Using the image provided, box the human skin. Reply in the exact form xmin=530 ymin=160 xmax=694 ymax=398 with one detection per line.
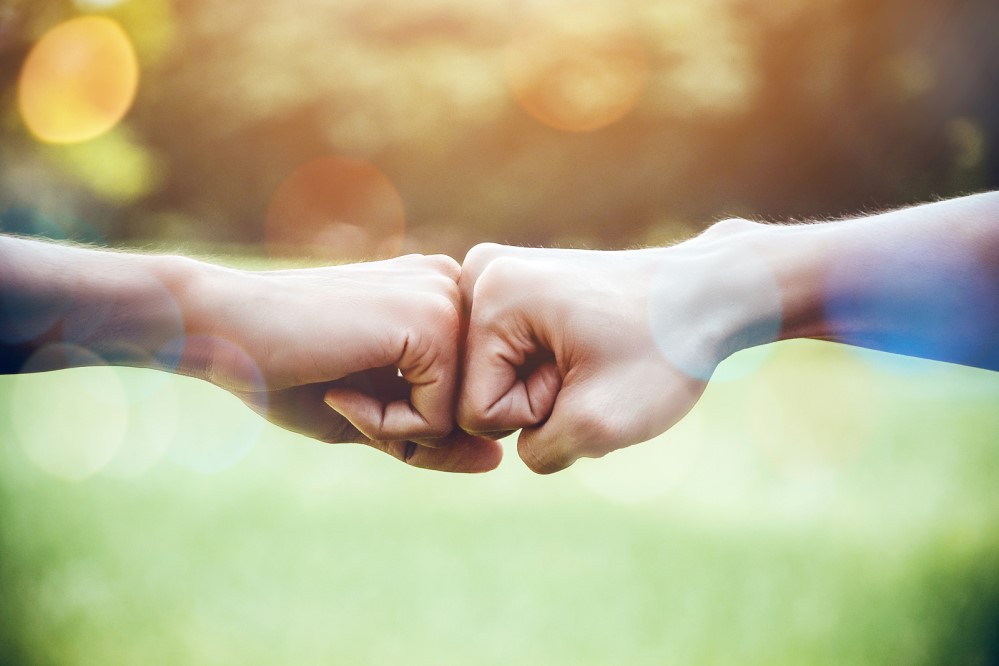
xmin=0 ymin=238 xmax=502 ymax=473
xmin=458 ymin=191 xmax=999 ymax=474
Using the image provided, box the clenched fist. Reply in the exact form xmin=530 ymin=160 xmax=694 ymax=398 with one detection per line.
xmin=456 ymin=229 xmax=770 ymax=473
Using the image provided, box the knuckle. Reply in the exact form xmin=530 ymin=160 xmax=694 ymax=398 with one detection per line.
xmin=473 ymin=256 xmax=529 ymax=302
xmin=422 ymin=421 xmax=454 ymax=439
xmin=462 ymin=242 xmax=506 ymax=273
xmin=457 ymin=401 xmax=494 ymax=435
xmin=423 ymin=293 xmax=460 ymax=330
xmin=427 ymin=253 xmax=461 ymax=280
xmin=405 ymin=289 xmax=458 ymax=328
xmin=435 ymin=273 xmax=462 ymax=307
xmin=702 ymin=217 xmax=758 ymax=239
xmin=395 ymin=253 xmax=424 ymax=265
xmin=417 ymin=407 xmax=457 ymax=440
xmin=460 ymin=243 xmax=512 ymax=310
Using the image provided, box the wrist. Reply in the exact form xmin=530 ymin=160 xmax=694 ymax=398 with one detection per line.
xmin=147 ymin=253 xmax=244 ymax=380
xmin=645 ymin=219 xmax=788 ymax=379
xmin=747 ymin=221 xmax=844 ymax=343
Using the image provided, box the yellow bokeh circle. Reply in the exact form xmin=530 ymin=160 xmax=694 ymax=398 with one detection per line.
xmin=18 ymin=16 xmax=139 ymax=144
xmin=505 ymin=7 xmax=649 ymax=133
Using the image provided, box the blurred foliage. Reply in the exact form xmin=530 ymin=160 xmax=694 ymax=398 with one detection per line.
xmin=1 ymin=0 xmax=997 ymax=258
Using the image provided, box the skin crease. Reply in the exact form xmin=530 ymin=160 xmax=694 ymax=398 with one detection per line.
xmin=0 ymin=239 xmax=502 ymax=474
xmin=219 ymin=255 xmax=503 ymax=472
xmin=458 ymin=243 xmax=717 ymax=475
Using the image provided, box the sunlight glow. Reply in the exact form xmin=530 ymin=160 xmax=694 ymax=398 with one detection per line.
xmin=505 ymin=6 xmax=648 ymax=133
xmin=18 ymin=16 xmax=139 ymax=144
xmin=266 ymin=156 xmax=406 ymax=260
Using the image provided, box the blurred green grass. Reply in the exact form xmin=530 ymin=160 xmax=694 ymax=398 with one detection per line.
xmin=2 ymin=339 xmax=999 ymax=665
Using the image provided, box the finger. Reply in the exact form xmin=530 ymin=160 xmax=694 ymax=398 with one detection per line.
xmin=462 ymin=428 xmax=517 ymax=440
xmin=459 ymin=243 xmax=510 ymax=312
xmin=516 ymin=381 xmax=610 ymax=475
xmin=458 ymin=334 xmax=560 ymax=435
xmin=366 ymin=434 xmax=504 ymax=473
xmin=460 ymin=244 xmax=584 ymax=311
xmin=405 ymin=330 xmax=459 ymax=442
xmin=425 ymin=254 xmax=461 ymax=282
xmin=324 ymin=388 xmax=451 ymax=442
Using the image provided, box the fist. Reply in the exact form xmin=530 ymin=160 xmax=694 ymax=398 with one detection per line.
xmin=457 ymin=243 xmax=714 ymax=474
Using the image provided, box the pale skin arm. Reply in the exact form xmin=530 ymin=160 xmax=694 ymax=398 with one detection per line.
xmin=0 ymin=236 xmax=502 ymax=473
xmin=457 ymin=191 xmax=999 ymax=473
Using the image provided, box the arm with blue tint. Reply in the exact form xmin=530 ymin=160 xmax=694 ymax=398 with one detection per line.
xmin=0 ymin=236 xmax=201 ymax=374
xmin=761 ymin=191 xmax=999 ymax=370
xmin=456 ymin=192 xmax=999 ymax=474
xmin=0 ymin=236 xmax=501 ymax=473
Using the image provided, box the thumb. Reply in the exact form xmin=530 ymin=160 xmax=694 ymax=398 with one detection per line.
xmin=324 ymin=387 xmax=450 ymax=443
xmin=458 ymin=331 xmax=561 ymax=436
xmin=516 ymin=379 xmax=614 ymax=474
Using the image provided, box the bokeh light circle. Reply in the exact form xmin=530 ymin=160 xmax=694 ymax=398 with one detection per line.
xmin=266 ymin=156 xmax=406 ymax=260
xmin=505 ymin=7 xmax=649 ymax=133
xmin=18 ymin=16 xmax=139 ymax=144
xmin=10 ymin=344 xmax=127 ymax=481
xmin=163 ymin=336 xmax=266 ymax=474
xmin=101 ymin=367 xmax=180 ymax=478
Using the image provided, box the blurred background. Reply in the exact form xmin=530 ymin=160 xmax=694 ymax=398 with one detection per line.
xmin=2 ymin=0 xmax=999 ymax=664
xmin=2 ymin=0 xmax=997 ymax=255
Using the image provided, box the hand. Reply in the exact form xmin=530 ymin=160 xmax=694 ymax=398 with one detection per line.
xmin=458 ymin=224 xmax=774 ymax=473
xmin=190 ymin=254 xmax=502 ymax=473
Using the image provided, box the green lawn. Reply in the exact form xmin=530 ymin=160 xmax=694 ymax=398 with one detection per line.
xmin=2 ymin=340 xmax=999 ymax=665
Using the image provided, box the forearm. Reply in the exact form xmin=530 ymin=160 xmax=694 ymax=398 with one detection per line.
xmin=727 ymin=192 xmax=999 ymax=369
xmin=0 ymin=236 xmax=229 ymax=376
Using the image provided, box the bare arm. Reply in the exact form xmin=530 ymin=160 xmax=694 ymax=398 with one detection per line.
xmin=762 ymin=192 xmax=999 ymax=369
xmin=0 ymin=237 xmax=501 ymax=473
xmin=0 ymin=237 xmax=199 ymax=374
xmin=457 ymin=191 xmax=999 ymax=473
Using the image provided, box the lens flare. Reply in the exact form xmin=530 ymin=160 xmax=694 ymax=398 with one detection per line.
xmin=505 ymin=6 xmax=648 ymax=133
xmin=266 ymin=156 xmax=406 ymax=260
xmin=10 ymin=344 xmax=127 ymax=481
xmin=18 ymin=16 xmax=139 ymax=144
